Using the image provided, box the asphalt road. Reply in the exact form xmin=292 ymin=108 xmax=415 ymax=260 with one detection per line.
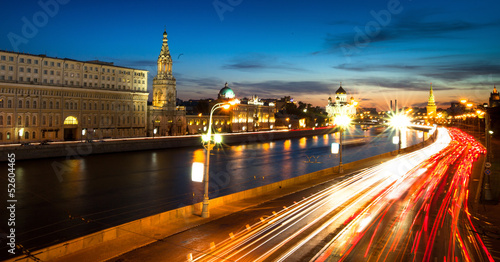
xmin=317 ymin=128 xmax=493 ymax=262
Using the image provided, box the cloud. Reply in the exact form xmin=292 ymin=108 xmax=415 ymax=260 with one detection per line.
xmin=321 ymin=9 xmax=499 ymax=53
xmin=334 ymin=63 xmax=422 ymax=72
xmin=222 ymin=54 xmax=305 ymax=72
xmin=421 ymin=62 xmax=500 ymax=81
xmin=334 ymin=60 xmax=500 ymax=85
xmin=230 ymin=80 xmax=334 ymax=98
xmin=176 ymin=74 xmax=224 ymax=91
xmin=349 ymin=77 xmax=450 ymax=92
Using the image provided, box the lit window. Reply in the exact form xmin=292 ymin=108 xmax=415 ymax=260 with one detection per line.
xmin=63 ymin=116 xmax=78 ymax=125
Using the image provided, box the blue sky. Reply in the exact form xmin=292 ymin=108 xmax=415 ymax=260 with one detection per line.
xmin=1 ymin=0 xmax=499 ymax=109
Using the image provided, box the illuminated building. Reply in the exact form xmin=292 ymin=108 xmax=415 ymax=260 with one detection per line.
xmin=186 ymin=83 xmax=276 ymax=134
xmin=326 ymin=83 xmax=357 ymax=118
xmin=426 ymin=83 xmax=437 ymax=121
xmin=0 ymin=50 xmax=148 ymax=143
xmin=147 ymin=30 xmax=187 ymax=136
xmin=490 ymin=85 xmax=499 ymax=108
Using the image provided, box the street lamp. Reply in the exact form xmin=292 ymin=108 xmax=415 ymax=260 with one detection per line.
xmin=201 ymin=99 xmax=239 ymax=218
xmin=334 ymin=114 xmax=351 ymax=173
xmin=389 ymin=113 xmax=411 ymax=154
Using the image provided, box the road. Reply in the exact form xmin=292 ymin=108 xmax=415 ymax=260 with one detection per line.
xmin=186 ymin=128 xmax=450 ymax=262
xmin=315 ymin=128 xmax=494 ymax=262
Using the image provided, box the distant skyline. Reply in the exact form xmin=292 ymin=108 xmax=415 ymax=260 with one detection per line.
xmin=1 ymin=0 xmax=499 ymax=110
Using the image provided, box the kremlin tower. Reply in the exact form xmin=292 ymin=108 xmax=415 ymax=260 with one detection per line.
xmin=426 ymin=83 xmax=437 ymax=120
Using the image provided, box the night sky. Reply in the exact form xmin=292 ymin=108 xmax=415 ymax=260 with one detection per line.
xmin=1 ymin=0 xmax=499 ymax=110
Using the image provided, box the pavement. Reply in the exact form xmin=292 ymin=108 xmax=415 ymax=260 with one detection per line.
xmin=466 ymin=128 xmax=500 ymax=261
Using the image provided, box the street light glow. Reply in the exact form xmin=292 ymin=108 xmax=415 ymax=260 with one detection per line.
xmin=389 ymin=114 xmax=411 ymax=129
xmin=214 ymin=134 xmax=222 ymax=143
xmin=334 ymin=115 xmax=351 ymax=129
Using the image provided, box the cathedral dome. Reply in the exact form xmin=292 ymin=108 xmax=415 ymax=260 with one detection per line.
xmin=218 ymin=82 xmax=235 ymax=99
xmin=335 ymin=83 xmax=346 ymax=94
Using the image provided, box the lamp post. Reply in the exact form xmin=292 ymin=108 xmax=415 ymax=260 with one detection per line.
xmin=389 ymin=113 xmax=411 ymax=154
xmin=334 ymin=114 xmax=351 ymax=173
xmin=201 ymin=100 xmax=238 ymax=218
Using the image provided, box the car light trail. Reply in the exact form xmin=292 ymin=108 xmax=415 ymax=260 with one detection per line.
xmin=191 ymin=128 xmax=454 ymax=262
xmin=315 ymin=128 xmax=492 ymax=262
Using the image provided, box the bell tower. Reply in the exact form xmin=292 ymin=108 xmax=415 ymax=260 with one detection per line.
xmin=426 ymin=83 xmax=437 ymax=118
xmin=153 ymin=30 xmax=176 ymax=108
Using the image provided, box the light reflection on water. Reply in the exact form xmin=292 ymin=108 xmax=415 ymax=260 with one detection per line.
xmin=1 ymin=125 xmax=424 ymax=253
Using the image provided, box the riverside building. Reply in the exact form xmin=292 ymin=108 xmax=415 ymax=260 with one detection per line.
xmin=0 ymin=50 xmax=148 ymax=143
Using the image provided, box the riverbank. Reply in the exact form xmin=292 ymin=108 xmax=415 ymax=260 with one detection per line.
xmin=4 ymin=129 xmax=437 ymax=262
xmin=0 ymin=127 xmax=339 ymax=161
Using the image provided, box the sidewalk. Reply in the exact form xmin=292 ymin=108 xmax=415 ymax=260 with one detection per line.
xmin=465 ymin=130 xmax=500 ymax=260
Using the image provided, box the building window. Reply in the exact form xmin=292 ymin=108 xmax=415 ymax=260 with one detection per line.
xmin=19 ymin=58 xmax=24 ymax=63
xmin=19 ymin=67 xmax=24 ymax=72
xmin=49 ymin=116 xmax=52 ymax=127
xmin=17 ymin=116 xmax=22 ymax=125
xmin=18 ymin=100 xmax=22 ymax=108
xmin=65 ymin=102 xmax=69 ymax=109
xmin=0 ymin=100 xmax=3 ymax=108
xmin=25 ymin=100 xmax=30 ymax=108
xmin=32 ymin=132 xmax=36 ymax=139
xmin=24 ymin=131 xmax=29 ymax=139
xmin=25 ymin=117 xmax=29 ymax=126
xmin=42 ymin=101 xmax=46 ymax=109
xmin=55 ymin=101 xmax=59 ymax=109
xmin=64 ymin=116 xmax=78 ymax=125
xmin=8 ymin=100 xmax=12 ymax=108
xmin=7 ymin=132 xmax=10 ymax=140
xmin=7 ymin=116 xmax=11 ymax=125
xmin=0 ymin=116 xmax=3 ymax=125
xmin=33 ymin=100 xmax=37 ymax=109
xmin=42 ymin=116 xmax=46 ymax=126
xmin=32 ymin=116 xmax=36 ymax=125
xmin=83 ymin=102 xmax=86 ymax=110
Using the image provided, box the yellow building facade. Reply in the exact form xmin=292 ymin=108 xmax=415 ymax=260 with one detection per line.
xmin=0 ymin=50 xmax=149 ymax=143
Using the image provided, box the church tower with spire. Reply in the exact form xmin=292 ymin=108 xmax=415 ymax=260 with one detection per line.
xmin=148 ymin=30 xmax=186 ymax=137
xmin=426 ymin=83 xmax=437 ymax=119
xmin=153 ymin=30 xmax=176 ymax=109
xmin=490 ymin=85 xmax=499 ymax=108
